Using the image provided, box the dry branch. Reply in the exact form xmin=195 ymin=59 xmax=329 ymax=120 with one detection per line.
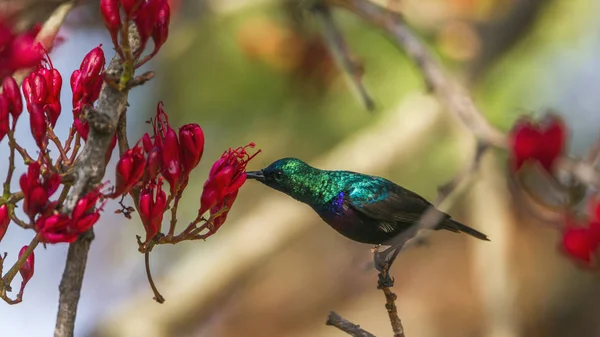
xmin=326 ymin=311 xmax=376 ymax=337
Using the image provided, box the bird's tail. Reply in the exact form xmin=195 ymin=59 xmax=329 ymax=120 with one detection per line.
xmin=441 ymin=218 xmax=490 ymax=241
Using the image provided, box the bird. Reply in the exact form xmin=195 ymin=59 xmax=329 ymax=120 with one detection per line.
xmin=246 ymin=158 xmax=489 ymax=246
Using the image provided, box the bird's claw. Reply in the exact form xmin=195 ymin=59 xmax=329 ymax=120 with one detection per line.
xmin=377 ymin=270 xmax=395 ymax=288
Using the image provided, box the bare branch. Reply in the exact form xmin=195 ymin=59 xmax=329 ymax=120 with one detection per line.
xmin=325 ymin=0 xmax=506 ymax=148
xmin=326 ymin=311 xmax=376 ymax=337
xmin=311 ymin=3 xmax=375 ymax=110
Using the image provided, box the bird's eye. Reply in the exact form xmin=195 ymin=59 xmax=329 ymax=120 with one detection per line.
xmin=274 ymin=170 xmax=284 ymax=179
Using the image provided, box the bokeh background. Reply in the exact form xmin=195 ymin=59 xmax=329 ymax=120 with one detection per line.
xmin=2 ymin=0 xmax=600 ymax=336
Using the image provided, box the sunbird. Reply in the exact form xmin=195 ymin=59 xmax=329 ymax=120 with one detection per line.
xmin=246 ymin=158 xmax=489 ymax=245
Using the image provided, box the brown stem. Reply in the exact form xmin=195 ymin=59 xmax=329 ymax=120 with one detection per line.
xmin=326 ymin=311 xmax=375 ymax=337
xmin=325 ymin=0 xmax=506 ymax=148
xmin=144 ymin=252 xmax=165 ymax=303
xmin=3 ymin=130 xmax=17 ymax=196
xmin=311 ymin=3 xmax=374 ymax=110
xmin=47 ymin=127 xmax=70 ymax=164
xmin=167 ymin=191 xmax=183 ymax=238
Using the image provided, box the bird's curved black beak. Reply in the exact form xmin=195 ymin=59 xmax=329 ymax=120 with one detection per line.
xmin=245 ymin=170 xmax=265 ymax=181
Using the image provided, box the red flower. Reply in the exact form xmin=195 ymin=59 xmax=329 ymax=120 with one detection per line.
xmin=561 ymin=223 xmax=600 ymax=264
xmin=0 ymin=204 xmax=9 ymax=242
xmin=509 ymin=115 xmax=566 ymax=172
xmin=0 ymin=95 xmax=8 ymax=141
xmin=209 ymin=190 xmax=238 ymax=231
xmin=133 ymin=0 xmax=167 ymax=58
xmin=19 ymin=162 xmax=61 ymax=218
xmin=36 ymin=213 xmax=76 ymax=243
xmin=2 ymin=76 xmax=23 ymax=123
xmin=199 ymin=143 xmax=260 ymax=216
xmin=560 ymin=198 xmax=600 ymax=265
xmin=153 ymin=102 xmax=181 ymax=193
xmin=141 ymin=132 xmax=160 ymax=177
xmin=36 ymin=189 xmax=104 ymax=243
xmin=179 ymin=123 xmax=204 ymax=175
xmin=114 ymin=144 xmax=146 ymax=196
xmin=139 ymin=180 xmax=167 ymax=244
xmin=99 ymin=0 xmax=170 ymax=63
xmin=0 ymin=21 xmax=43 ymax=79
xmin=100 ymin=0 xmax=121 ymax=50
xmin=29 ymin=104 xmax=46 ymax=147
xmin=71 ymin=46 xmax=105 ymax=114
xmin=150 ymin=0 xmax=170 ymax=57
xmin=18 ymin=246 xmax=35 ymax=296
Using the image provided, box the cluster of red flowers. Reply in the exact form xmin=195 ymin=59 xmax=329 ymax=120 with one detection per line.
xmin=114 ymin=102 xmax=260 ymax=244
xmin=0 ymin=1 xmax=262 ymax=304
xmin=508 ymin=114 xmax=600 ymax=267
xmin=18 ymin=162 xmax=105 ymax=244
xmin=100 ymin=0 xmax=170 ymax=66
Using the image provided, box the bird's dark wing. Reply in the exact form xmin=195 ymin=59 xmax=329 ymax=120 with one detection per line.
xmin=343 ymin=178 xmax=449 ymax=232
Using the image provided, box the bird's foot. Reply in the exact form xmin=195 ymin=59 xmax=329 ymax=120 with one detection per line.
xmin=377 ymin=269 xmax=395 ymax=289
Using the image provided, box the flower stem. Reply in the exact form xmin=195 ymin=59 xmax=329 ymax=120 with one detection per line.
xmin=144 ymin=252 xmax=165 ymax=303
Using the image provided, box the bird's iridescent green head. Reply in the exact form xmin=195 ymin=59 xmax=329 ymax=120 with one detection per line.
xmin=246 ymin=157 xmax=328 ymax=202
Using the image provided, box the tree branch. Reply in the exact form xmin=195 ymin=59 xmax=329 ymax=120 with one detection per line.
xmin=326 ymin=311 xmax=376 ymax=337
xmin=53 ymin=25 xmax=140 ymax=337
xmin=324 ymin=0 xmax=506 ymax=148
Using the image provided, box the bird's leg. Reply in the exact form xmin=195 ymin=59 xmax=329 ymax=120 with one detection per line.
xmin=373 ymin=245 xmax=401 ymax=273
xmin=377 ymin=266 xmax=395 ymax=288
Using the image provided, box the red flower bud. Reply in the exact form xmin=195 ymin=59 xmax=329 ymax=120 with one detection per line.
xmin=0 ymin=204 xmax=9 ymax=242
xmin=142 ymin=132 xmax=154 ymax=152
xmin=35 ymin=67 xmax=62 ymax=127
xmin=72 ymin=47 xmax=105 ymax=114
xmin=73 ymin=119 xmax=89 ymax=140
xmin=80 ymin=46 xmax=105 ymax=80
xmin=8 ymin=30 xmax=43 ymax=71
xmin=561 ymin=225 xmax=600 ymax=264
xmin=139 ymin=180 xmax=167 ymax=243
xmin=209 ymin=190 xmax=238 ymax=231
xmin=71 ymin=189 xmax=103 ymax=233
xmin=22 ymin=73 xmax=46 ymax=112
xmin=509 ymin=114 xmax=566 ymax=172
xmin=100 ymin=0 xmax=122 ymax=49
xmin=19 ymin=162 xmax=60 ymax=218
xmin=153 ymin=102 xmax=181 ymax=192
xmin=133 ymin=0 xmax=164 ymax=58
xmin=179 ymin=123 xmax=204 ymax=175
xmin=29 ymin=104 xmax=47 ymax=148
xmin=2 ymin=76 xmax=23 ymax=121
xmin=114 ymin=144 xmax=146 ymax=196
xmin=18 ymin=246 xmax=35 ymax=296
xmin=0 ymin=96 xmax=9 ymax=141
xmin=151 ymin=0 xmax=170 ymax=56
xmin=144 ymin=146 xmax=161 ymax=183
